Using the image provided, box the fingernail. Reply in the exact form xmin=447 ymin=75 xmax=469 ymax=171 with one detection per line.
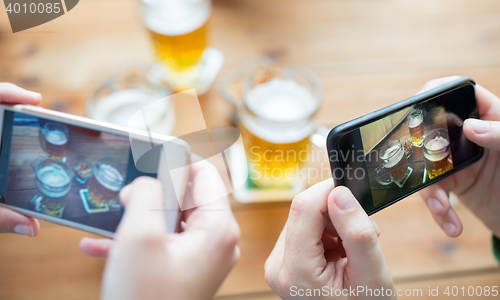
xmin=443 ymin=222 xmax=456 ymax=236
xmin=466 ymin=119 xmax=489 ymax=135
xmin=335 ymin=188 xmax=356 ymax=211
xmin=416 ymin=89 xmax=426 ymax=95
xmin=14 ymin=224 xmax=34 ymax=237
xmin=427 ymin=197 xmax=443 ymax=214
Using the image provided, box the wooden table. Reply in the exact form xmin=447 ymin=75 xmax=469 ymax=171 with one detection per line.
xmin=1 ymin=0 xmax=500 ymax=299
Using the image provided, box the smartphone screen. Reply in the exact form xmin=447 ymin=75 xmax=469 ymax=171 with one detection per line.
xmin=0 ymin=111 xmax=163 ymax=234
xmin=332 ymin=83 xmax=483 ymax=214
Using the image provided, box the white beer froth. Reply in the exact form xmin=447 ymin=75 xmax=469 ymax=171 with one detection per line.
xmin=144 ymin=0 xmax=211 ymax=36
xmin=424 ymin=136 xmax=450 ymax=161
xmin=46 ymin=130 xmax=68 ymax=145
xmin=408 ymin=114 xmax=423 ymax=128
xmin=381 ymin=145 xmax=403 ymax=168
xmin=96 ymin=164 xmax=124 ymax=192
xmin=243 ymin=78 xmax=317 ymax=144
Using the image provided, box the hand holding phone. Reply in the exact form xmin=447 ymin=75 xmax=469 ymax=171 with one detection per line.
xmin=328 ymin=77 xmax=484 ymax=215
xmin=418 ymin=76 xmax=500 ymax=238
xmin=0 ymin=83 xmax=41 ymax=237
xmin=90 ymin=160 xmax=240 ymax=300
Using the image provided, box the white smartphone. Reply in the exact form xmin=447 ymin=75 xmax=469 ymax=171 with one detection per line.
xmin=0 ymin=104 xmax=190 ymax=238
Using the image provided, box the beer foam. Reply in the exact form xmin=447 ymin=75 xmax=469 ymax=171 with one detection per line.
xmin=426 ymin=136 xmax=449 ymax=151
xmin=381 ymin=145 xmax=404 ymax=168
xmin=144 ymin=0 xmax=210 ymax=36
xmin=45 ymin=130 xmax=68 ymax=145
xmin=96 ymin=164 xmax=124 ymax=192
xmin=246 ymin=78 xmax=317 ymax=122
xmin=408 ymin=114 xmax=423 ymax=128
xmin=424 ymin=136 xmax=450 ymax=161
xmin=242 ymin=78 xmax=318 ymax=143
xmin=39 ymin=166 xmax=71 ymax=187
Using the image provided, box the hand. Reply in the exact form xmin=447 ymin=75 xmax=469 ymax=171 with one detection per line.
xmin=418 ymin=76 xmax=500 ymax=238
xmin=265 ymin=180 xmax=395 ymax=299
xmin=81 ymin=159 xmax=240 ymax=300
xmin=0 ymin=82 xmax=41 ymax=237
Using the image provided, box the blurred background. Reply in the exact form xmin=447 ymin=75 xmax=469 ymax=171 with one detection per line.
xmin=1 ymin=0 xmax=500 ymax=299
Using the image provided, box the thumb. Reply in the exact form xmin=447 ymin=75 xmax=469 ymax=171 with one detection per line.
xmin=327 ymin=186 xmax=388 ymax=278
xmin=463 ymin=119 xmax=500 ymax=150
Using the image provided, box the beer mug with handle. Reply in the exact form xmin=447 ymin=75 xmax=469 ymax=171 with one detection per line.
xmin=218 ymin=57 xmax=328 ymax=189
xmin=87 ymin=157 xmax=125 ymax=208
xmin=375 ymin=139 xmax=413 ymax=188
xmin=31 ymin=156 xmax=73 ymax=217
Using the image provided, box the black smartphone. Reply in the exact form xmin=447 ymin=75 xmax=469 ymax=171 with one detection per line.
xmin=327 ymin=77 xmax=484 ymax=215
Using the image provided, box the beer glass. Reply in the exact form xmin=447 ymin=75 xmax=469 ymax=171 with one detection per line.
xmin=407 ymin=108 xmax=424 ymax=147
xmin=140 ymin=0 xmax=211 ymax=90
xmin=87 ymin=158 xmax=125 ymax=208
xmin=239 ymin=65 xmax=323 ymax=189
xmin=375 ymin=139 xmax=411 ymax=187
xmin=40 ymin=122 xmax=69 ymax=159
xmin=424 ymin=128 xmax=451 ymax=179
xmin=31 ymin=156 xmax=73 ymax=217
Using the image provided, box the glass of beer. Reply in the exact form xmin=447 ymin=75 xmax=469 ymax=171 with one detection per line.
xmin=407 ymin=108 xmax=424 ymax=147
xmin=140 ymin=0 xmax=211 ymax=90
xmin=376 ymin=139 xmax=410 ymax=187
xmin=31 ymin=156 xmax=74 ymax=217
xmin=40 ymin=122 xmax=69 ymax=159
xmin=424 ymin=128 xmax=452 ymax=180
xmin=239 ymin=65 xmax=323 ymax=189
xmin=87 ymin=158 xmax=125 ymax=208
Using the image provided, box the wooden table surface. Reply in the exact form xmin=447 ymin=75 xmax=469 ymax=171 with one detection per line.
xmin=1 ymin=0 xmax=500 ymax=299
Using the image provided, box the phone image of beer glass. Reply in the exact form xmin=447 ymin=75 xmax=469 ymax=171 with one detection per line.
xmin=39 ymin=122 xmax=69 ymax=160
xmin=407 ymin=108 xmax=424 ymax=147
xmin=423 ymin=128 xmax=452 ymax=180
xmin=31 ymin=156 xmax=74 ymax=217
xmin=375 ymin=139 xmax=413 ymax=188
xmin=86 ymin=157 xmax=125 ymax=209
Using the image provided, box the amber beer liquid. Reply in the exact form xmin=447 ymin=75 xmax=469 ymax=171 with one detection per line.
xmin=87 ymin=161 xmax=124 ymax=208
xmin=407 ymin=109 xmax=424 ymax=146
xmin=240 ymin=78 xmax=318 ymax=189
xmin=424 ymin=133 xmax=451 ymax=180
xmin=381 ymin=144 xmax=408 ymax=183
xmin=143 ymin=0 xmax=210 ymax=90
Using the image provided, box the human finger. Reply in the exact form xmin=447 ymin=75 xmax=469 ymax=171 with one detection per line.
xmin=115 ymin=177 xmax=167 ymax=240
xmin=0 ymin=82 xmax=41 ymax=105
xmin=327 ymin=186 xmax=386 ymax=276
xmin=463 ymin=119 xmax=500 ymax=151
xmin=177 ymin=158 xmax=240 ymax=265
xmin=283 ymin=179 xmax=334 ymax=264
